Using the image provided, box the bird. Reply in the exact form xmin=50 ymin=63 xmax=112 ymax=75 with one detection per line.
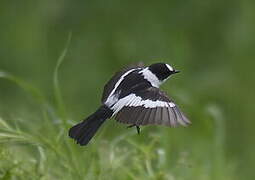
xmin=69 ymin=62 xmax=190 ymax=146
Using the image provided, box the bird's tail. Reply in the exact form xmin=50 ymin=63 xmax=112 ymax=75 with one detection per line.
xmin=69 ymin=105 xmax=113 ymax=146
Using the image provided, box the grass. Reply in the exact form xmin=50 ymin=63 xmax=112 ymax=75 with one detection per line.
xmin=0 ymin=38 xmax=238 ymax=180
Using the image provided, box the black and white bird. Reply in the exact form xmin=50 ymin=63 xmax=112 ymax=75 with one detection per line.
xmin=69 ymin=62 xmax=190 ymax=146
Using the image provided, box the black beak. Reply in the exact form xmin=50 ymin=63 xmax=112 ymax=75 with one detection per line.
xmin=173 ymin=70 xmax=180 ymax=74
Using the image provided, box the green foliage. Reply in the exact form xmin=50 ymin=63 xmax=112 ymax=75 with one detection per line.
xmin=0 ymin=39 xmax=237 ymax=180
xmin=0 ymin=0 xmax=255 ymax=179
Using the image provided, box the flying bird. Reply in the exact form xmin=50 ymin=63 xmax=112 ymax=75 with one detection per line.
xmin=69 ymin=62 xmax=190 ymax=146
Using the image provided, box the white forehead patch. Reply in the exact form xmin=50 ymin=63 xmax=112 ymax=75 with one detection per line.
xmin=166 ymin=64 xmax=174 ymax=71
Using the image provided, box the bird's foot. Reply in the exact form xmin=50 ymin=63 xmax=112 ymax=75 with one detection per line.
xmin=127 ymin=124 xmax=140 ymax=135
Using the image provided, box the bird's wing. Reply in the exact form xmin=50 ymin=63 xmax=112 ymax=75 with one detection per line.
xmin=101 ymin=62 xmax=144 ymax=103
xmin=114 ymin=87 xmax=190 ymax=127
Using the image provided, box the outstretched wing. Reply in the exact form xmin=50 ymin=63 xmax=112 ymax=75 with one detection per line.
xmin=101 ymin=62 xmax=144 ymax=103
xmin=114 ymin=87 xmax=190 ymax=127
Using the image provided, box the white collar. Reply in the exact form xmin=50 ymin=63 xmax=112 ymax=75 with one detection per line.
xmin=140 ymin=67 xmax=162 ymax=88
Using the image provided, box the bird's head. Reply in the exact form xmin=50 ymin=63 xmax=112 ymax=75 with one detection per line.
xmin=148 ymin=63 xmax=180 ymax=82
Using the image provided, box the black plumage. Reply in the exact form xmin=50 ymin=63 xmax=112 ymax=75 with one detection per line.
xmin=69 ymin=62 xmax=190 ymax=146
xmin=101 ymin=62 xmax=144 ymax=103
xmin=114 ymin=87 xmax=190 ymax=127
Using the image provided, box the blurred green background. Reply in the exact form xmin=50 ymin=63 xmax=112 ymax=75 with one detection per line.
xmin=0 ymin=0 xmax=255 ymax=179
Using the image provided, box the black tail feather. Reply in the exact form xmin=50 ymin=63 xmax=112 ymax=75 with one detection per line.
xmin=69 ymin=105 xmax=113 ymax=146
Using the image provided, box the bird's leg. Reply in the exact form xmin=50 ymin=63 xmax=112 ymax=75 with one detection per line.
xmin=127 ymin=124 xmax=141 ymax=135
xmin=136 ymin=126 xmax=140 ymax=135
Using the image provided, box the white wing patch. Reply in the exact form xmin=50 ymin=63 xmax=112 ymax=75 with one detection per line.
xmin=111 ymin=93 xmax=175 ymax=115
xmin=105 ymin=68 xmax=138 ymax=106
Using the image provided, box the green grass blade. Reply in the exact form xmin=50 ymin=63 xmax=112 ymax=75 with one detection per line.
xmin=0 ymin=71 xmax=46 ymax=104
xmin=53 ymin=32 xmax=72 ymax=126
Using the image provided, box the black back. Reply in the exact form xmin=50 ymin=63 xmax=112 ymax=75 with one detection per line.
xmin=101 ymin=62 xmax=144 ymax=103
xmin=115 ymin=69 xmax=152 ymax=98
